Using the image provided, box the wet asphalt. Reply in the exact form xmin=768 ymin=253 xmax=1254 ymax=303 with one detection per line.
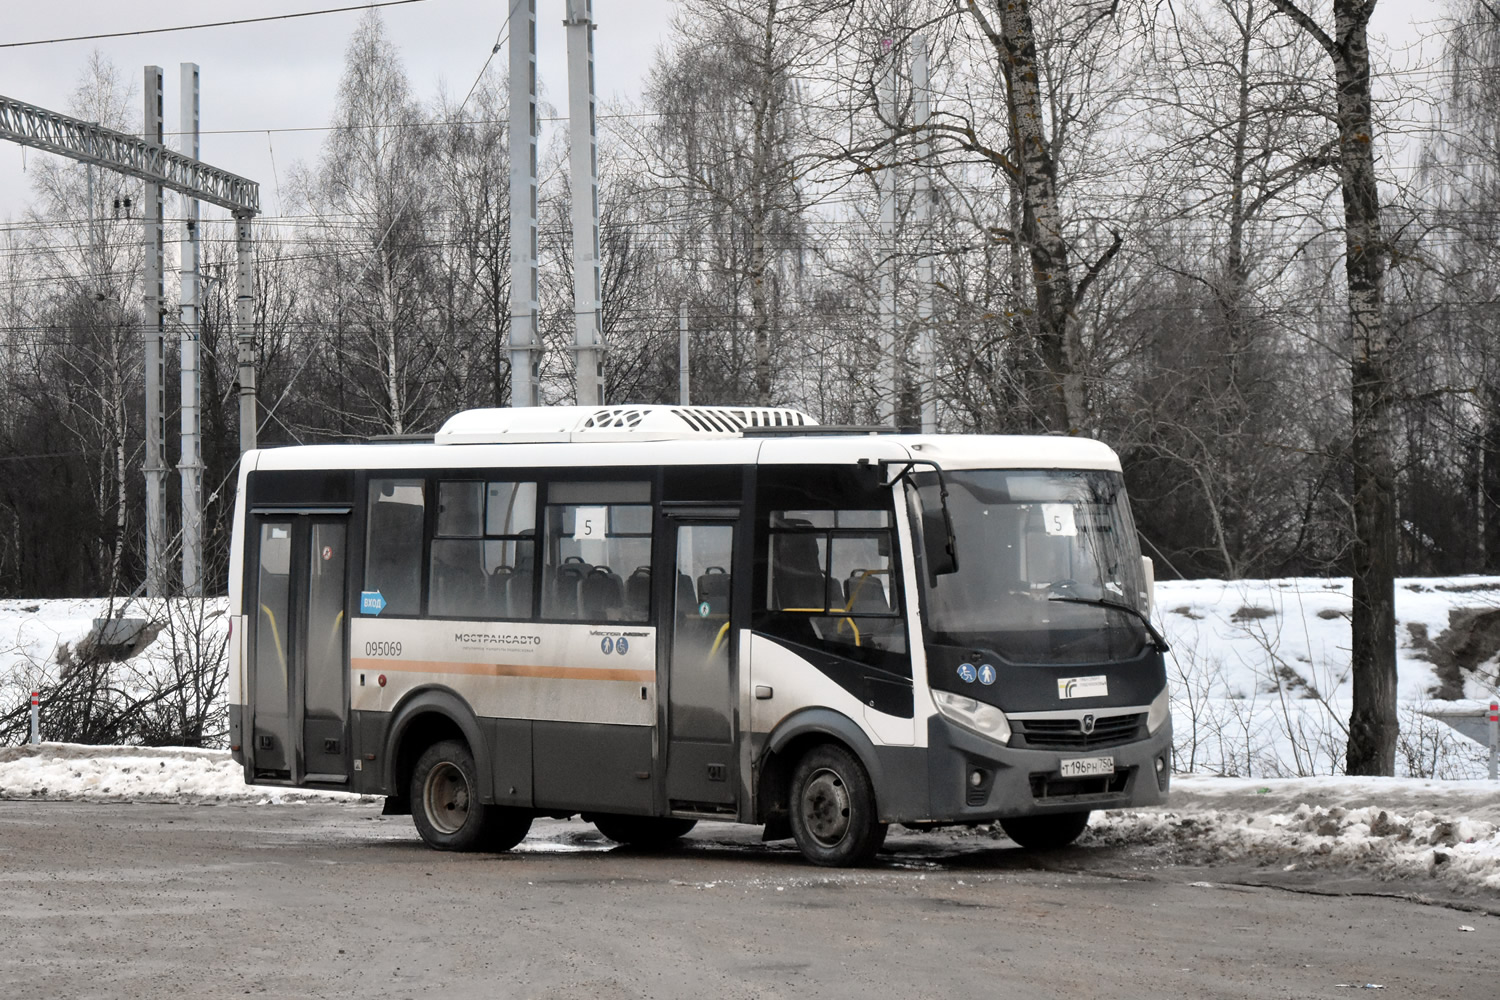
xmin=0 ymin=801 xmax=1494 ymax=999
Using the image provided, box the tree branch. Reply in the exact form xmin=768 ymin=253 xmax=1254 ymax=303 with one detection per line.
xmin=1267 ymin=0 xmax=1340 ymax=61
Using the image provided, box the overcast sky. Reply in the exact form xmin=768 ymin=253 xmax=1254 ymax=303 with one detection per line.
xmin=0 ymin=0 xmax=679 ymax=221
xmin=0 ymin=0 xmax=1446 ymax=225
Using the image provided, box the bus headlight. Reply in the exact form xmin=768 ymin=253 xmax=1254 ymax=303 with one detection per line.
xmin=1146 ymin=686 xmax=1171 ymax=735
xmin=933 ymin=690 xmax=1012 ymax=744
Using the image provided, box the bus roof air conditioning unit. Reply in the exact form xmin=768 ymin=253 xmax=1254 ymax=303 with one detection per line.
xmin=434 ymin=405 xmax=817 ymax=444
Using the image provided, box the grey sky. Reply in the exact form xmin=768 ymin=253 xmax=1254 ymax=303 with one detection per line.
xmin=0 ymin=0 xmax=679 ymax=221
xmin=0 ymin=0 xmax=1443 ymax=224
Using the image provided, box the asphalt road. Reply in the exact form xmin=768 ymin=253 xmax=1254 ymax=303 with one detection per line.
xmin=0 ymin=801 xmax=1493 ymax=1000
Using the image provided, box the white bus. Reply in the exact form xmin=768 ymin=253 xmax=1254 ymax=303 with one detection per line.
xmin=227 ymin=405 xmax=1171 ymax=866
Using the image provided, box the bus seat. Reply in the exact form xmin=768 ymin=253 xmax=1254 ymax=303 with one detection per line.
xmin=697 ymin=566 xmax=731 ymax=615
xmin=489 ymin=565 xmax=514 ymax=615
xmin=624 ymin=565 xmax=651 ymax=620
xmin=580 ymin=566 xmax=625 ymax=620
xmin=506 ymin=568 xmax=535 ymax=618
xmin=549 ymin=558 xmax=591 ymax=618
xmin=844 ymin=569 xmax=891 ymax=614
xmin=675 ymin=572 xmax=698 ymax=619
xmin=770 ymin=525 xmax=829 ymax=611
xmin=431 ymin=542 xmax=489 ymax=618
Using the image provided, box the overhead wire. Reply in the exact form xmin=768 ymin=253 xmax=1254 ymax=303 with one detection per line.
xmin=0 ymin=0 xmax=437 ymax=49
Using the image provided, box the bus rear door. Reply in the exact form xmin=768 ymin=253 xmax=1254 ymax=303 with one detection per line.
xmin=247 ymin=511 xmax=351 ymax=785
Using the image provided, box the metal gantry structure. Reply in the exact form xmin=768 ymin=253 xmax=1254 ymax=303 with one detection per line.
xmin=0 ymin=80 xmax=261 ymax=597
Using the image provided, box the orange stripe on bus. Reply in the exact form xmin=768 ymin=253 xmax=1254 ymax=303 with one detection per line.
xmin=350 ymin=658 xmax=655 ymax=683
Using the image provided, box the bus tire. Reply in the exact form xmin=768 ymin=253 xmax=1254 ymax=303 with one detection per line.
xmin=590 ymin=815 xmax=697 ymax=849
xmin=1000 ymin=810 xmax=1091 ymax=850
xmin=789 ymin=743 xmax=887 ymax=867
xmin=410 ymin=739 xmax=492 ymax=852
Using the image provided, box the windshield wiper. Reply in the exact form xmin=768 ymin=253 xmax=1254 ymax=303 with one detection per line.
xmin=1047 ymin=595 xmax=1170 ymax=653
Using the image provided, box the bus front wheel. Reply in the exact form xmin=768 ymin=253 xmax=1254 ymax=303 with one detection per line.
xmin=789 ymin=744 xmax=887 ymax=867
xmin=999 ymin=810 xmax=1091 ymax=850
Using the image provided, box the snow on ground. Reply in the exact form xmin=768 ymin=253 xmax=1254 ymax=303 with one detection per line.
xmin=1155 ymin=576 xmax=1500 ymax=779
xmin=0 ymin=743 xmax=375 ymax=805
xmin=1087 ymin=774 xmax=1500 ymax=895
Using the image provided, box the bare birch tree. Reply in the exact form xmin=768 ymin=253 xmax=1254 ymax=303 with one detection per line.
xmin=1265 ymin=0 xmax=1397 ymax=775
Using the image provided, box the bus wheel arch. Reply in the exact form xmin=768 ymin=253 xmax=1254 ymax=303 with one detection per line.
xmin=758 ymin=710 xmax=888 ymax=865
xmin=384 ymin=687 xmax=491 ymax=814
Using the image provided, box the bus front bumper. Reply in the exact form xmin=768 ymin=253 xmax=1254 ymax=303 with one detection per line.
xmin=909 ymin=713 xmax=1173 ymax=824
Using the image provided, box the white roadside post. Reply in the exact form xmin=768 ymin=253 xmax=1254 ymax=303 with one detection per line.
xmin=29 ymin=690 xmax=40 ymax=745
xmin=1423 ymin=701 xmax=1500 ymax=780
xmin=1490 ymin=701 xmax=1498 ymax=781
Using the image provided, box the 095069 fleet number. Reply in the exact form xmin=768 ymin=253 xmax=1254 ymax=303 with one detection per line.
xmin=364 ymin=641 xmax=403 ymax=657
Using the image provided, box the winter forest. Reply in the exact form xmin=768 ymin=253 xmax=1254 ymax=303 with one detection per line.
xmin=0 ymin=0 xmax=1497 ymax=601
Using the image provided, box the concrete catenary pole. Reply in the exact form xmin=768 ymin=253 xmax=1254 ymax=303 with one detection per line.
xmin=913 ymin=36 xmax=937 ymax=433
xmin=234 ymin=212 xmax=257 ymax=453
xmin=508 ymin=0 xmax=540 ymax=407
xmin=566 ymin=0 xmax=605 ymax=407
xmin=143 ymin=67 xmax=170 ymax=597
xmin=178 ymin=63 xmax=204 ymax=596
xmin=679 ymin=300 xmax=690 ymax=405
xmin=877 ymin=44 xmax=898 ymax=427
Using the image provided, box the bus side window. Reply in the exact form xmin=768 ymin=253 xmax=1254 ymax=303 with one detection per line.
xmin=541 ymin=481 xmax=652 ymax=623
xmin=364 ymin=479 xmax=425 ymax=616
xmin=758 ymin=507 xmax=908 ymax=667
xmin=426 ymin=481 xmax=538 ymax=620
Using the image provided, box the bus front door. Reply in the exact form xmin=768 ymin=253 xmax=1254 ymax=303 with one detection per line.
xmin=248 ymin=514 xmax=350 ymax=785
xmin=661 ymin=517 xmax=739 ymax=808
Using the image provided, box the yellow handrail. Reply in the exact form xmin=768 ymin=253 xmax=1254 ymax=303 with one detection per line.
xmin=709 ymin=620 xmax=731 ymax=657
xmin=259 ymin=604 xmax=288 ymax=685
xmin=780 ymin=608 xmax=861 ymax=647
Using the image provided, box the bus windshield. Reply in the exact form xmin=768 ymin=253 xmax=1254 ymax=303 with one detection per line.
xmin=912 ymin=469 xmax=1149 ymax=665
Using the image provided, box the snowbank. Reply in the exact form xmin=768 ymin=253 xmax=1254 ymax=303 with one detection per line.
xmin=1091 ymin=801 xmax=1500 ymax=894
xmin=0 ymin=743 xmax=375 ymax=805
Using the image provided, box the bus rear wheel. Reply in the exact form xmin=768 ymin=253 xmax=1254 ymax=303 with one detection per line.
xmin=589 ymin=815 xmax=697 ymax=849
xmin=410 ymin=739 xmax=531 ymax=852
xmin=999 ymin=810 xmax=1091 ymax=850
xmin=789 ymin=744 xmax=886 ymax=867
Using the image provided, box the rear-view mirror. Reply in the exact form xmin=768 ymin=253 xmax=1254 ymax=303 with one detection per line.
xmin=922 ymin=507 xmax=958 ymax=582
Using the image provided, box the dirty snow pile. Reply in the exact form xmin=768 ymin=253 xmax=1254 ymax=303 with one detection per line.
xmin=0 ymin=744 xmax=374 ymax=805
xmin=1085 ymin=774 xmax=1500 ymax=894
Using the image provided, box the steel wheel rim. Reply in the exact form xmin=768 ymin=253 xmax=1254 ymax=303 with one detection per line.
xmin=424 ymin=761 xmax=470 ymax=835
xmin=799 ymin=766 xmax=852 ymax=848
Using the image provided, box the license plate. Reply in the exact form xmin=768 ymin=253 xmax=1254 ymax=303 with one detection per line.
xmin=1059 ymin=756 xmax=1114 ymax=777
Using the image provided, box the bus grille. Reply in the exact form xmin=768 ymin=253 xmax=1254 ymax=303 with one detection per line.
xmin=1012 ymin=712 xmax=1145 ymax=750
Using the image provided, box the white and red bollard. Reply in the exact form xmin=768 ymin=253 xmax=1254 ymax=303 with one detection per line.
xmin=29 ymin=690 xmax=40 ymax=745
xmin=1490 ymin=701 xmax=1498 ymax=782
